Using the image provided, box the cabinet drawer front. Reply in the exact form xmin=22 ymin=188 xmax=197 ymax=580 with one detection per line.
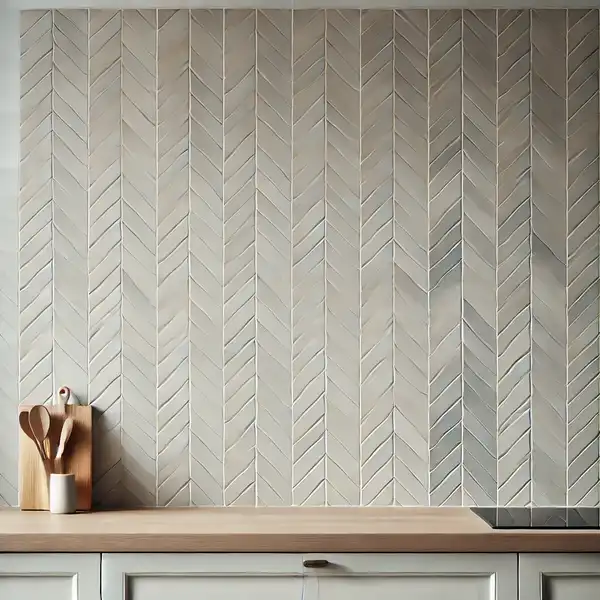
xmin=0 ymin=553 xmax=100 ymax=600
xmin=520 ymin=554 xmax=600 ymax=600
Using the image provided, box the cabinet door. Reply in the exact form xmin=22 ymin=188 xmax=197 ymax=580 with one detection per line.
xmin=302 ymin=554 xmax=517 ymax=600
xmin=520 ymin=554 xmax=600 ymax=600
xmin=102 ymin=554 xmax=303 ymax=600
xmin=0 ymin=553 xmax=100 ymax=600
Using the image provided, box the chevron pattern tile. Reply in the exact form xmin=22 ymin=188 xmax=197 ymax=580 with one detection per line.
xmin=462 ymin=9 xmax=497 ymax=506
xmin=292 ymin=9 xmax=326 ymax=506
xmin=121 ymin=9 xmax=157 ymax=507
xmin=566 ymin=9 xmax=599 ymax=507
xmin=157 ymin=9 xmax=190 ymax=507
xmin=88 ymin=9 xmax=122 ymax=506
xmin=11 ymin=8 xmax=600 ymax=507
xmin=531 ymin=9 xmax=567 ymax=507
xmin=497 ymin=9 xmax=532 ymax=507
xmin=393 ymin=9 xmax=428 ymax=507
xmin=428 ymin=9 xmax=463 ymax=507
xmin=360 ymin=9 xmax=394 ymax=507
xmin=52 ymin=9 xmax=89 ymax=406
xmin=326 ymin=9 xmax=360 ymax=506
xmin=19 ymin=11 xmax=53 ymax=409
xmin=223 ymin=9 xmax=257 ymax=507
xmin=257 ymin=9 xmax=292 ymax=506
xmin=189 ymin=8 xmax=224 ymax=507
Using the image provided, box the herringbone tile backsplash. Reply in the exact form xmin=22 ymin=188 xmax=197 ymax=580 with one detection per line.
xmin=12 ymin=8 xmax=600 ymax=507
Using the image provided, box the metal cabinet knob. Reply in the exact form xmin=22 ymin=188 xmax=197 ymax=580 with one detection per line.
xmin=303 ymin=559 xmax=330 ymax=569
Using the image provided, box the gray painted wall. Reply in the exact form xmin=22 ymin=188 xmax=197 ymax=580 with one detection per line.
xmin=7 ymin=7 xmax=600 ymax=508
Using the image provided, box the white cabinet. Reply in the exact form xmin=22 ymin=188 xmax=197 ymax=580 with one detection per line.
xmin=0 ymin=553 xmax=100 ymax=600
xmin=303 ymin=554 xmax=517 ymax=600
xmin=520 ymin=554 xmax=600 ymax=600
xmin=102 ymin=553 xmax=517 ymax=600
xmin=102 ymin=554 xmax=303 ymax=600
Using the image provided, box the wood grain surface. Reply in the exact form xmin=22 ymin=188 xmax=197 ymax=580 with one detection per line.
xmin=0 ymin=507 xmax=600 ymax=552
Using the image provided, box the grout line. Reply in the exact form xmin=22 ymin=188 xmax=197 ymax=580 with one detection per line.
xmin=324 ymin=8 xmax=328 ymax=507
xmin=86 ymin=8 xmax=90 ymax=411
xmin=426 ymin=7 xmax=431 ymax=508
xmin=291 ymin=8 xmax=295 ymax=507
xmin=460 ymin=8 xmax=465 ymax=506
xmin=290 ymin=7 xmax=294 ymax=507
xmin=495 ymin=8 xmax=499 ymax=507
xmin=598 ymin=6 xmax=600 ymax=511
xmin=155 ymin=7 xmax=159 ymax=507
xmin=119 ymin=8 xmax=124 ymax=502
xmin=17 ymin=12 xmax=21 ymax=431
xmin=51 ymin=9 xmax=55 ymax=403
xmin=188 ymin=8 xmax=192 ymax=506
xmin=597 ymin=6 xmax=600 ymax=512
xmin=529 ymin=7 xmax=534 ymax=508
xmin=221 ymin=8 xmax=226 ymax=508
xmin=16 ymin=14 xmax=20 ymax=414
xmin=254 ymin=7 xmax=259 ymax=508
xmin=358 ymin=7 xmax=363 ymax=508
xmin=565 ymin=9 xmax=569 ymax=507
xmin=391 ymin=8 xmax=396 ymax=507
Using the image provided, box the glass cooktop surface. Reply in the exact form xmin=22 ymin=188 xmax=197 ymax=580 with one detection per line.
xmin=470 ymin=507 xmax=600 ymax=529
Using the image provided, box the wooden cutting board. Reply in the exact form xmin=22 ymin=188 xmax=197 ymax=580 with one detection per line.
xmin=18 ymin=405 xmax=92 ymax=511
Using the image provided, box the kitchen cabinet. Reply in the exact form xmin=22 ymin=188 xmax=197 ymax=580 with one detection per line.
xmin=0 ymin=553 xmax=100 ymax=600
xmin=102 ymin=553 xmax=517 ymax=600
xmin=520 ymin=554 xmax=600 ymax=600
xmin=7 ymin=550 xmax=600 ymax=600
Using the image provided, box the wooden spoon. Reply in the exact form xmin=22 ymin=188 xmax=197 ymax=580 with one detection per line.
xmin=19 ymin=411 xmax=46 ymax=462
xmin=55 ymin=417 xmax=74 ymax=474
xmin=29 ymin=405 xmax=50 ymax=461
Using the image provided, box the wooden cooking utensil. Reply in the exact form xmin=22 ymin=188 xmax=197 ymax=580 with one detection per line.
xmin=19 ymin=411 xmax=45 ymax=463
xmin=19 ymin=404 xmax=92 ymax=511
xmin=55 ymin=417 xmax=74 ymax=474
xmin=28 ymin=405 xmax=50 ymax=461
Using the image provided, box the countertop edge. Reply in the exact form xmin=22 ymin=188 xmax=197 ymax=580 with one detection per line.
xmin=3 ymin=532 xmax=600 ymax=553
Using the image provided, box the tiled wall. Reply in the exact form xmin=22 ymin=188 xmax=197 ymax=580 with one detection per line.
xmin=13 ymin=8 xmax=600 ymax=507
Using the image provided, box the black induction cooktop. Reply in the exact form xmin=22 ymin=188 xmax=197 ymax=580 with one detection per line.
xmin=470 ymin=507 xmax=600 ymax=529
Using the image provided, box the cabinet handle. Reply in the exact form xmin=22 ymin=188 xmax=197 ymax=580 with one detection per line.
xmin=303 ymin=559 xmax=330 ymax=569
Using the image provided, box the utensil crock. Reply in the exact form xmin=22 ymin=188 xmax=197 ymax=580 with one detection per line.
xmin=49 ymin=474 xmax=76 ymax=514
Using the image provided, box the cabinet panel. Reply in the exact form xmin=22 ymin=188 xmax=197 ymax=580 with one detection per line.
xmin=0 ymin=554 xmax=100 ymax=600
xmin=520 ymin=554 xmax=600 ymax=600
xmin=128 ymin=575 xmax=301 ymax=600
xmin=316 ymin=575 xmax=493 ymax=600
xmin=544 ymin=576 xmax=600 ymax=599
xmin=303 ymin=554 xmax=517 ymax=600
xmin=0 ymin=576 xmax=76 ymax=599
xmin=102 ymin=554 xmax=303 ymax=600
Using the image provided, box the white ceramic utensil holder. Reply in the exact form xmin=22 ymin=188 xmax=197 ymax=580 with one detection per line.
xmin=49 ymin=473 xmax=76 ymax=514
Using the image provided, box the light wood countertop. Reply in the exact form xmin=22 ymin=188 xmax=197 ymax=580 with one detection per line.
xmin=1 ymin=507 xmax=600 ymax=553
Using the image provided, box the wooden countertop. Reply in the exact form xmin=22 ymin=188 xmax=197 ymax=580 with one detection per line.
xmin=1 ymin=507 xmax=600 ymax=553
